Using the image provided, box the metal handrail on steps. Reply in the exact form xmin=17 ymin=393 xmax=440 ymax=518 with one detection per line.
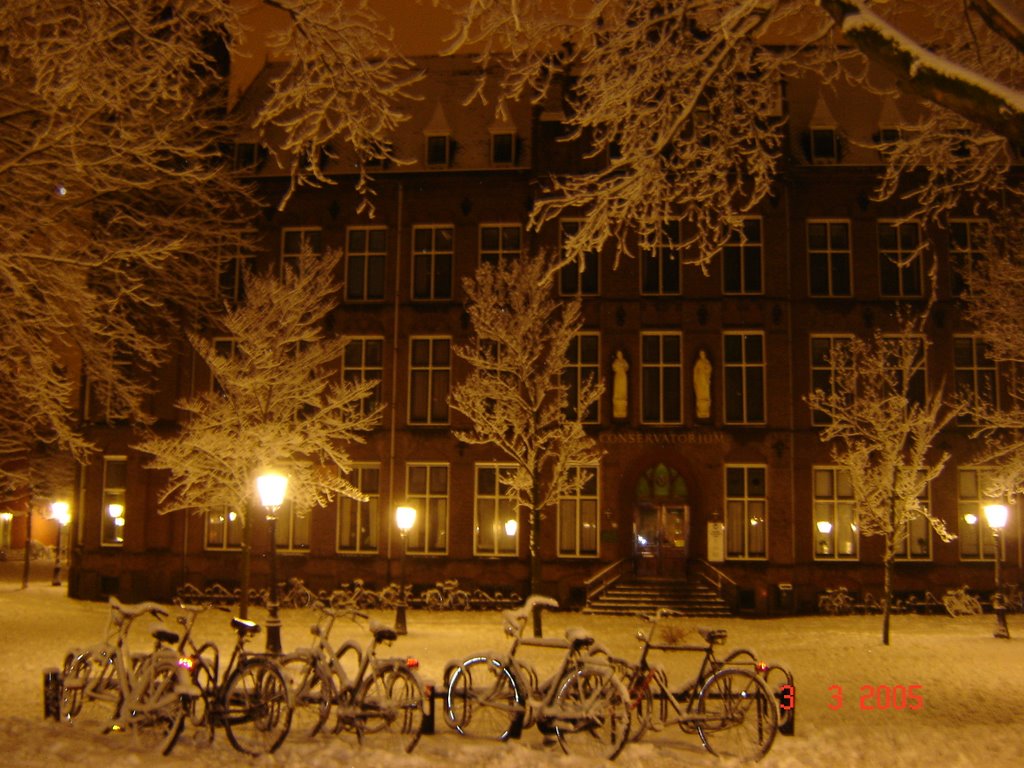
xmin=584 ymin=558 xmax=628 ymax=603
xmin=695 ymin=559 xmax=738 ymax=605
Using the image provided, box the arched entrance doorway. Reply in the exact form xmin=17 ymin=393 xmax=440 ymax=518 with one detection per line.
xmin=633 ymin=463 xmax=690 ymax=579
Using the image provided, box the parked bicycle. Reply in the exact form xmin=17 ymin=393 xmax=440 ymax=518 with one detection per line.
xmin=443 ymin=596 xmax=631 ymax=760
xmin=58 ymin=597 xmax=194 ymax=754
xmin=817 ymin=586 xmax=855 ymax=615
xmin=615 ymin=609 xmax=780 ymax=762
xmin=168 ymin=604 xmax=294 ymax=756
xmin=280 ymin=603 xmax=425 ymax=752
xmin=423 ymin=579 xmax=471 ymax=611
xmin=943 ymin=585 xmax=982 ymax=617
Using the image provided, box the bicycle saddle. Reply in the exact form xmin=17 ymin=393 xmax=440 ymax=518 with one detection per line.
xmin=698 ymin=628 xmax=727 ymax=645
xmin=231 ymin=617 xmax=261 ymax=635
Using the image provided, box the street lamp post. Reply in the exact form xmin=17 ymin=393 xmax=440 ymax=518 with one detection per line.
xmin=394 ymin=504 xmax=416 ymax=635
xmin=50 ymin=501 xmax=70 ymax=587
xmin=257 ymin=471 xmax=289 ymax=654
xmin=983 ymin=503 xmax=1010 ymax=639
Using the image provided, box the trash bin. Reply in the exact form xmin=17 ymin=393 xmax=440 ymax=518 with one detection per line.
xmin=776 ymin=583 xmax=794 ymax=614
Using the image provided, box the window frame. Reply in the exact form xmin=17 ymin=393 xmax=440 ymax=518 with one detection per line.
xmin=954 ymin=335 xmax=997 ymax=426
xmin=724 ymin=464 xmax=768 ymax=560
xmin=565 ymin=331 xmax=601 ymax=424
xmin=479 ymin=223 xmax=523 ymax=267
xmin=878 ymin=220 xmax=923 ymax=298
xmin=345 ymin=226 xmax=387 ymax=302
xmin=411 ymin=225 xmax=454 ymax=301
xmin=557 ymin=464 xmax=600 ymax=558
xmin=341 ymin=336 xmax=385 ymax=417
xmin=640 ymin=220 xmax=683 ymax=296
xmin=408 ymin=336 xmax=451 ymax=425
xmin=723 ymin=218 xmax=763 ymax=295
xmin=205 ymin=507 xmax=243 ymax=551
xmin=405 ymin=463 xmax=449 ymax=555
xmin=280 ymin=226 xmax=323 ymax=276
xmin=812 ymin=466 xmax=859 ymax=560
xmin=100 ymin=455 xmax=127 ymax=547
xmin=723 ymin=331 xmax=766 ymax=425
xmin=640 ymin=331 xmax=683 ymax=425
xmin=809 ymin=334 xmax=854 ymax=426
xmin=558 ymin=219 xmax=599 ymax=296
xmin=473 ymin=463 xmax=519 ymax=557
xmin=807 ymin=219 xmax=852 ymax=297
xmin=957 ymin=467 xmax=1004 ymax=562
xmin=336 ymin=464 xmax=381 ymax=554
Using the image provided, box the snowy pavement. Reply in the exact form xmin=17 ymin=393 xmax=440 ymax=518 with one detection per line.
xmin=2 ymin=568 xmax=1022 ymax=767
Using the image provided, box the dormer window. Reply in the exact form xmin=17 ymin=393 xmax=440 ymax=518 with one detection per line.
xmin=810 ymin=127 xmax=838 ymax=163
xmin=426 ymin=133 xmax=451 ymax=167
xmin=491 ymin=131 xmax=515 ymax=165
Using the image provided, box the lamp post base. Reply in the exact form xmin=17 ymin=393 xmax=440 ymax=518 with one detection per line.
xmin=265 ymin=605 xmax=283 ymax=654
xmin=395 ymin=603 xmax=408 ymax=635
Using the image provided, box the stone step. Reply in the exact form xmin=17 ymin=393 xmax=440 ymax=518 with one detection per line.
xmin=583 ymin=579 xmax=733 ymax=617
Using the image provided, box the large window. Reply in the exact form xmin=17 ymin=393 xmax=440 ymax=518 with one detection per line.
xmin=725 ymin=465 xmax=767 ymax=559
xmin=809 ymin=335 xmax=853 ymax=426
xmin=337 ymin=465 xmax=380 ymax=554
xmin=954 ymin=335 xmax=996 ymax=424
xmin=408 ymin=336 xmax=450 ymax=425
xmin=479 ymin=224 xmax=522 ymax=267
xmin=218 ymin=252 xmax=256 ymax=305
xmin=957 ymin=467 xmax=1002 ymax=561
xmin=271 ymin=501 xmax=309 ymax=552
xmin=807 ymin=220 xmax=851 ymax=297
xmin=895 ymin=476 xmax=932 ymax=560
xmin=565 ymin=332 xmax=600 ymax=423
xmin=341 ymin=336 xmax=384 ymax=416
xmin=412 ymin=225 xmax=453 ymax=300
xmin=558 ymin=465 xmax=599 ymax=557
xmin=406 ymin=464 xmax=448 ymax=555
xmin=281 ymin=227 xmax=323 ymax=275
xmin=474 ymin=464 xmax=518 ymax=556
xmin=640 ymin=332 xmax=683 ymax=424
xmin=813 ymin=467 xmax=858 ymax=559
xmin=883 ymin=334 xmax=926 ymax=405
xmin=206 ymin=508 xmax=242 ymax=550
xmin=346 ymin=227 xmax=387 ymax=301
xmin=878 ymin=221 xmax=922 ymax=297
xmin=950 ymin=219 xmax=987 ymax=296
xmin=723 ymin=332 xmax=765 ymax=424
xmin=723 ymin=218 xmax=762 ymax=294
xmin=641 ymin=220 xmax=682 ymax=295
xmin=559 ymin=220 xmax=599 ymax=296
xmin=101 ymin=456 xmax=127 ymax=547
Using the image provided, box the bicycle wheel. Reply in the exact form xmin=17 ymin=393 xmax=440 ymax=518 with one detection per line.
xmin=551 ymin=664 xmax=631 ymax=760
xmin=357 ymin=663 xmax=424 ymax=753
xmin=696 ymin=667 xmax=777 ymax=762
xmin=724 ymin=648 xmax=759 ymax=668
xmin=444 ymin=657 xmax=522 ymax=740
xmin=280 ymin=652 xmax=333 ymax=739
xmin=124 ymin=656 xmax=185 ymax=755
xmin=60 ymin=651 xmax=119 ymax=729
xmin=222 ymin=658 xmax=293 ymax=756
xmin=181 ymin=654 xmax=216 ymax=748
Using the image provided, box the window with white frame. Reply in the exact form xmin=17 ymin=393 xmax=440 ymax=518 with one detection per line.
xmin=218 ymin=252 xmax=257 ymax=305
xmin=346 ymin=227 xmax=387 ymax=301
xmin=640 ymin=332 xmax=683 ymax=424
xmin=408 ymin=336 xmax=450 ymax=425
xmin=558 ymin=465 xmax=599 ymax=557
xmin=412 ymin=225 xmax=453 ymax=300
xmin=723 ymin=332 xmax=765 ymax=424
xmin=809 ymin=335 xmax=853 ymax=426
xmin=206 ymin=508 xmax=242 ymax=550
xmin=559 ymin=220 xmax=599 ymax=296
xmin=957 ymin=467 xmax=1002 ymax=561
xmin=723 ymin=218 xmax=763 ymax=294
xmin=406 ymin=464 xmax=448 ymax=555
xmin=895 ymin=475 xmax=932 ymax=560
xmin=341 ymin=336 xmax=384 ymax=417
xmin=725 ymin=465 xmax=767 ymax=559
xmin=565 ymin=332 xmax=600 ymax=423
xmin=954 ymin=335 xmax=996 ymax=425
xmin=479 ymin=224 xmax=522 ymax=267
xmin=882 ymin=333 xmax=926 ymax=405
xmin=425 ymin=133 xmax=451 ymax=166
xmin=807 ymin=220 xmax=851 ymax=297
xmin=950 ymin=219 xmax=987 ymax=296
xmin=491 ymin=131 xmax=516 ymax=165
xmin=474 ymin=463 xmax=518 ymax=556
xmin=281 ymin=227 xmax=323 ymax=275
xmin=271 ymin=500 xmax=309 ymax=552
xmin=337 ymin=464 xmax=380 ymax=554
xmin=812 ymin=467 xmax=858 ymax=559
xmin=641 ymin=220 xmax=682 ymax=295
xmin=878 ymin=221 xmax=922 ymax=297
xmin=101 ymin=456 xmax=127 ymax=547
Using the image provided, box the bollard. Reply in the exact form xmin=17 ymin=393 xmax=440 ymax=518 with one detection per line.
xmin=43 ymin=667 xmax=62 ymax=721
xmin=421 ymin=681 xmax=435 ymax=735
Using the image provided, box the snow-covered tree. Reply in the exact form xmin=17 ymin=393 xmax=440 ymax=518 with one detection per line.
xmin=0 ymin=0 xmax=416 ymax=492
xmin=442 ymin=0 xmax=1023 ymax=266
xmin=805 ymin=323 xmax=962 ymax=645
xmin=450 ymin=250 xmax=603 ymax=599
xmin=136 ymin=249 xmax=382 ymax=616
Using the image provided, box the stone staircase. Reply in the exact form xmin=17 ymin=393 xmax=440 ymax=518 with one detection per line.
xmin=583 ymin=577 xmax=733 ymax=616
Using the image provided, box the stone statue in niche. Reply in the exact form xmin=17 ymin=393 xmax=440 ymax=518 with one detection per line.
xmin=693 ymin=349 xmax=712 ymax=420
xmin=612 ymin=350 xmax=629 ymax=419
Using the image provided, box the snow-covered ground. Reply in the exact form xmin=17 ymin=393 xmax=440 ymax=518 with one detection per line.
xmin=2 ymin=564 xmax=1022 ymax=767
